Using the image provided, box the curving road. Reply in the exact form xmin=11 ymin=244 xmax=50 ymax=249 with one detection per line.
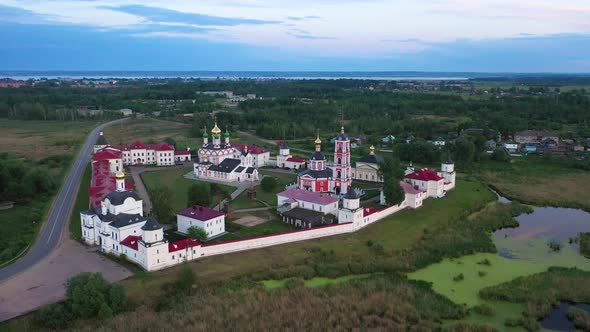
xmin=0 ymin=119 xmax=126 ymax=282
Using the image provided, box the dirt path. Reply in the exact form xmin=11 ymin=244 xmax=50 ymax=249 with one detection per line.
xmin=0 ymin=239 xmax=132 ymax=322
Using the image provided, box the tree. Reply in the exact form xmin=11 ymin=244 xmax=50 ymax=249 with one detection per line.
xmin=187 ymin=226 xmax=208 ymax=242
xmin=187 ymin=182 xmax=211 ymax=207
xmin=163 ymin=137 xmax=177 ymax=149
xmin=66 ymin=272 xmax=110 ymax=319
xmin=176 ymin=263 xmax=198 ymax=294
xmin=150 ymin=185 xmax=174 ymax=223
xmin=453 ymin=137 xmax=476 ymax=166
xmin=379 ymin=157 xmax=405 ymax=205
xmin=260 ymin=176 xmax=278 ymax=192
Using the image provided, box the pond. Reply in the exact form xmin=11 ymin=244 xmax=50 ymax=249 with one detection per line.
xmin=408 ymin=205 xmax=590 ymax=331
xmin=541 ymin=302 xmax=590 ymax=331
xmin=493 ymin=207 xmax=590 ymax=267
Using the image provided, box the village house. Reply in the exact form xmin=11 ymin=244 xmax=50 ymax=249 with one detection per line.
xmin=514 ymin=130 xmax=559 ymax=144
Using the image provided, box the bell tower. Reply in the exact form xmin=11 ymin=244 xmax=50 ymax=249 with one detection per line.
xmin=333 ymin=125 xmax=352 ymax=194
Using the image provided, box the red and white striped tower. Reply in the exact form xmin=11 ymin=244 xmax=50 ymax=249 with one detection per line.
xmin=333 ymin=125 xmax=352 ymax=194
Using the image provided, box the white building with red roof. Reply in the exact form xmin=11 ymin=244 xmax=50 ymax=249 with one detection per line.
xmin=177 ymin=205 xmax=226 ymax=238
xmin=404 ymin=160 xmax=455 ymax=198
xmin=276 ymin=142 xmax=306 ymax=170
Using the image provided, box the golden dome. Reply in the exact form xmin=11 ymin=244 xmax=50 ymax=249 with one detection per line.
xmin=369 ymin=145 xmax=375 ymax=152
xmin=314 ymin=131 xmax=322 ymax=145
xmin=211 ymin=119 xmax=221 ymax=135
xmin=115 ymin=171 xmax=125 ymax=179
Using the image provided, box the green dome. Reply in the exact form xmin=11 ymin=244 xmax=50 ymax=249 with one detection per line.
xmin=224 ymin=131 xmax=230 ymax=138
xmin=202 ymin=132 xmax=208 ymax=138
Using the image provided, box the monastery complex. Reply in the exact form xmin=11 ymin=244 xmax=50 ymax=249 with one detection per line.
xmin=82 ymin=123 xmax=456 ymax=271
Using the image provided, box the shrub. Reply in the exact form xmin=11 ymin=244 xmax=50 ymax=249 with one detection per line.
xmin=473 ymin=304 xmax=495 ymax=316
xmin=477 ymin=258 xmax=491 ymax=266
xmin=261 ymin=176 xmax=278 ymax=192
xmin=567 ymin=307 xmax=590 ymax=331
xmin=33 ymin=303 xmax=73 ymax=330
xmin=453 ymin=273 xmax=464 ymax=282
xmin=176 ymin=263 xmax=198 ymax=294
xmin=504 ymin=318 xmax=521 ymax=327
xmin=478 ymin=271 xmax=487 ymax=277
xmin=579 ymin=232 xmax=590 ymax=258
xmin=284 ymin=277 xmax=305 ymax=290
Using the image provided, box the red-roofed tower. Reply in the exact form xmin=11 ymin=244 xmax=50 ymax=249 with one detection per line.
xmin=333 ymin=125 xmax=352 ymax=194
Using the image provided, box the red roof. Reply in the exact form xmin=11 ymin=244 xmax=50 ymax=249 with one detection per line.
xmin=405 ymin=168 xmax=443 ymax=182
xmin=88 ymin=159 xmax=131 ymax=207
xmin=120 ymin=235 xmax=141 ymax=251
xmin=131 ymin=141 xmax=144 ymax=149
xmin=156 ymin=143 xmax=174 ymax=151
xmin=277 ymin=188 xmax=339 ymax=205
xmin=286 ymin=157 xmax=306 ymax=163
xmin=175 ymin=150 xmax=190 ymax=155
xmin=169 ymin=238 xmax=200 ymax=253
xmin=93 ymin=149 xmax=121 ymax=161
xmin=177 ymin=205 xmax=224 ymax=221
xmin=399 ymin=181 xmax=424 ymax=194
xmin=232 ymin=144 xmax=268 ymax=155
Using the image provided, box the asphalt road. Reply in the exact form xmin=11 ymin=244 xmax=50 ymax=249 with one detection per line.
xmin=0 ymin=119 xmax=126 ymax=282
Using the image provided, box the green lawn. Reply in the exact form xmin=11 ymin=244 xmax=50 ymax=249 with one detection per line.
xmin=0 ymin=201 xmax=50 ymax=266
xmin=230 ymin=170 xmax=296 ymax=210
xmin=69 ymin=163 xmax=92 ymax=240
xmin=211 ymin=219 xmax=294 ymax=242
xmin=140 ymin=167 xmax=235 ymax=212
xmin=261 ymin=273 xmax=372 ymax=289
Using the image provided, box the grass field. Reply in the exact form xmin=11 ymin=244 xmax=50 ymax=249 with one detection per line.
xmin=476 ymin=158 xmax=590 ymax=211
xmin=0 ymin=120 xmax=99 ymax=161
xmin=140 ymin=166 xmax=235 ymax=212
xmin=68 ymin=163 xmax=92 ymax=240
xmin=114 ymin=179 xmax=494 ymax=305
xmin=102 ymin=118 xmax=192 ymax=147
xmin=261 ymin=273 xmax=372 ymax=289
xmin=231 ymin=169 xmax=296 ymax=209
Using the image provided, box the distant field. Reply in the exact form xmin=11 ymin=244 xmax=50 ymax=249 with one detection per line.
xmin=103 ymin=118 xmax=192 ymax=147
xmin=476 ymin=158 xmax=590 ymax=211
xmin=0 ymin=120 xmax=99 ymax=161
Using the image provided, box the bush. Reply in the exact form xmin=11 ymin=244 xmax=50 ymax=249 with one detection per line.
xmin=579 ymin=232 xmax=590 ymax=258
xmin=33 ymin=303 xmax=73 ymax=330
xmin=261 ymin=176 xmax=278 ymax=192
xmin=176 ymin=263 xmax=198 ymax=294
xmin=453 ymin=273 xmax=465 ymax=282
xmin=477 ymin=258 xmax=491 ymax=266
xmin=473 ymin=304 xmax=495 ymax=316
xmin=33 ymin=272 xmax=128 ymax=329
xmin=284 ymin=277 xmax=305 ymax=290
xmin=567 ymin=307 xmax=590 ymax=331
xmin=478 ymin=271 xmax=487 ymax=277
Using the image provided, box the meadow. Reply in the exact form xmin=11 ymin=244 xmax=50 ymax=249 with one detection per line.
xmin=140 ymin=166 xmax=235 ymax=212
xmin=475 ymin=158 xmax=590 ymax=211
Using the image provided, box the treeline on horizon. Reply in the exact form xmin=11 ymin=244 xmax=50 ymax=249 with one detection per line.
xmin=1 ymin=79 xmax=589 ymax=140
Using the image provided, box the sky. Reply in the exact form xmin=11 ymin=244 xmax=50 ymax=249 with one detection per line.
xmin=1 ymin=0 xmax=590 ymax=72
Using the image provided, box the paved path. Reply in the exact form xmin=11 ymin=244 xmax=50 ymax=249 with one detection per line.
xmin=0 ymin=118 xmax=126 ymax=283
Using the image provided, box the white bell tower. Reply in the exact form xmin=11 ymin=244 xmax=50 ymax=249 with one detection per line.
xmin=115 ymin=171 xmax=126 ymax=192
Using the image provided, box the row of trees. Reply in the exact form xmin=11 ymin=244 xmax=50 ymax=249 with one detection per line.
xmin=0 ymin=153 xmax=57 ymax=203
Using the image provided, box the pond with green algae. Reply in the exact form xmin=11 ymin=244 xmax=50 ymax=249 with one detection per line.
xmin=261 ymin=274 xmax=373 ymax=289
xmin=408 ymin=205 xmax=590 ymax=331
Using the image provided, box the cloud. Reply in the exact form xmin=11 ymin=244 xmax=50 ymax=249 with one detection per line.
xmin=101 ymin=5 xmax=281 ymax=26
xmin=287 ymin=15 xmax=321 ymax=21
xmin=0 ymin=4 xmax=54 ymax=24
xmin=286 ymin=32 xmax=336 ymax=40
